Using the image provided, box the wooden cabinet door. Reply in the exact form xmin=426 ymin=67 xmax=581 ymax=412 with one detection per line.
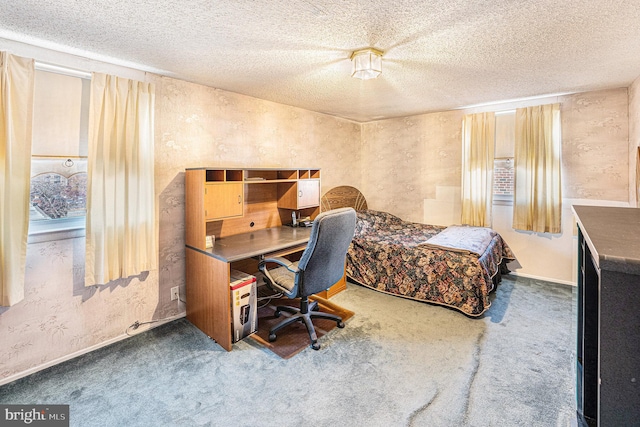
xmin=297 ymin=180 xmax=320 ymax=208
xmin=204 ymin=183 xmax=243 ymax=220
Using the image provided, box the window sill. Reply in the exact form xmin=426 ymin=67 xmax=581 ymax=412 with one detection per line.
xmin=28 ymin=217 xmax=86 ymax=243
xmin=493 ymin=195 xmax=513 ymax=207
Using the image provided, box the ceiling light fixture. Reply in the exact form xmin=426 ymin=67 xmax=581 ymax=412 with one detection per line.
xmin=350 ymin=48 xmax=383 ymax=80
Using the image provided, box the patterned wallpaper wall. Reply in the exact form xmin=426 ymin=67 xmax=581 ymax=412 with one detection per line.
xmin=0 ymin=75 xmax=635 ymax=384
xmin=361 ymin=87 xmax=630 ymax=284
xmin=361 ymin=88 xmax=630 ymax=222
xmin=0 ymin=76 xmax=361 ymax=383
xmin=361 ymin=110 xmax=464 ymax=223
xmin=560 ymin=88 xmax=629 ymax=201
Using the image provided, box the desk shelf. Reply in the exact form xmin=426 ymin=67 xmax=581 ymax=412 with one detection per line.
xmin=188 ymin=167 xmax=321 ymax=184
xmin=186 ymin=168 xmax=321 ymax=249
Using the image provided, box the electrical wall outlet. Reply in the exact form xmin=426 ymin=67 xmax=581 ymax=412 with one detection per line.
xmin=171 ymin=286 xmax=179 ymax=301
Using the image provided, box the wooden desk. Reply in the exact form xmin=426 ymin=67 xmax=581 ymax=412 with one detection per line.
xmin=205 ymin=226 xmax=312 ymax=262
xmin=184 ymin=167 xmax=345 ymax=351
xmin=186 ymin=226 xmax=313 ymax=351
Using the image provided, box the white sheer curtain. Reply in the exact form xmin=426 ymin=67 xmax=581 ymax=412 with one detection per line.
xmin=0 ymin=52 xmax=34 ymax=306
xmin=513 ymin=103 xmax=562 ymax=233
xmin=85 ymin=73 xmax=157 ymax=286
xmin=461 ymin=112 xmax=495 ymax=226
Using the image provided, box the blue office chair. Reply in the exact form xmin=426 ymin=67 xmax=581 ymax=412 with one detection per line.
xmin=258 ymin=207 xmax=356 ymax=350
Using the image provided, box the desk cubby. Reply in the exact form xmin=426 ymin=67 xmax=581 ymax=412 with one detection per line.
xmin=205 ymin=169 xmax=243 ymax=182
xmin=202 ymin=168 xmax=321 ymax=183
xmin=186 ymin=167 xmax=322 ymax=249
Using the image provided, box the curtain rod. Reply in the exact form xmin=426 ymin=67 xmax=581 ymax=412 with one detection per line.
xmin=458 ymin=92 xmax=572 ymax=111
xmin=33 ymin=155 xmax=88 ymax=159
xmin=35 ymin=61 xmax=91 ymax=79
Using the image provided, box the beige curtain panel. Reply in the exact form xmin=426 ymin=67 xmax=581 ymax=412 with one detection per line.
xmin=0 ymin=52 xmax=35 ymax=306
xmin=85 ymin=73 xmax=157 ymax=286
xmin=461 ymin=111 xmax=495 ymax=227
xmin=513 ymin=103 xmax=562 ymax=233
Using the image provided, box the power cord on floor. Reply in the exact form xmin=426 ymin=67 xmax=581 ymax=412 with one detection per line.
xmin=127 ymin=282 xmax=277 ymax=334
xmin=126 ymin=320 xmax=152 ymax=336
xmin=126 ymin=315 xmax=179 ymax=336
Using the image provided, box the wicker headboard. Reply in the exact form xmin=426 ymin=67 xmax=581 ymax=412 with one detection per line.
xmin=320 ymin=186 xmax=368 ymax=212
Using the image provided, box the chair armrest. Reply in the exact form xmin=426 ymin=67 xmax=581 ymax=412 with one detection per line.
xmin=258 ymin=256 xmax=297 ymax=273
xmin=258 ymin=257 xmax=298 ymax=294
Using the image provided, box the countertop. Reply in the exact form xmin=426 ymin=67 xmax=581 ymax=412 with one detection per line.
xmin=573 ymin=205 xmax=640 ymax=275
xmin=195 ymin=226 xmax=312 ymax=263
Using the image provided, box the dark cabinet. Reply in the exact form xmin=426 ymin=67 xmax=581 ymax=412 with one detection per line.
xmin=574 ymin=205 xmax=640 ymax=427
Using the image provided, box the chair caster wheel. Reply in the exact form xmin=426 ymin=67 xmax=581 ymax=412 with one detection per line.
xmin=337 ymin=321 xmax=345 ymax=328
xmin=269 ymin=333 xmax=277 ymax=342
xmin=311 ymin=342 xmax=321 ymax=350
xmin=274 ymin=310 xmax=281 ymax=318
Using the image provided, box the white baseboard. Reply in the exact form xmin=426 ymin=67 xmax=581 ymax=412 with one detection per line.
xmin=509 ymin=271 xmax=576 ymax=287
xmin=0 ymin=313 xmax=186 ymax=387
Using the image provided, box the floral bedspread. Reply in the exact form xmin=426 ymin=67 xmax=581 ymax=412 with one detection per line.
xmin=345 ymin=210 xmax=516 ymax=316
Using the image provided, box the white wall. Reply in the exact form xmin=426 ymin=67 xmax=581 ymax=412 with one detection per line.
xmin=425 ymin=193 xmax=629 ymax=285
xmin=492 ymin=199 xmax=629 ymax=285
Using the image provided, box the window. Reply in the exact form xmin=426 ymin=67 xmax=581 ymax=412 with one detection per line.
xmin=29 ymin=68 xmax=90 ymax=241
xmin=493 ymin=111 xmax=515 ymax=205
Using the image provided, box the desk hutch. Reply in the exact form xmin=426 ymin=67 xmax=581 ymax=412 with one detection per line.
xmin=184 ymin=167 xmax=346 ymax=351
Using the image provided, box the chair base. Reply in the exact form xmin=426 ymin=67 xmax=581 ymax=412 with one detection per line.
xmin=269 ymin=300 xmax=344 ymax=350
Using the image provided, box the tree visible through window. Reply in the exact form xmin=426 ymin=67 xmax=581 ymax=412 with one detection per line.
xmin=30 ymin=171 xmax=86 ymax=219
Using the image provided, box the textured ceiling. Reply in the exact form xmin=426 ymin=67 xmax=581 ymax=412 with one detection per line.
xmin=2 ymin=0 xmax=640 ymax=122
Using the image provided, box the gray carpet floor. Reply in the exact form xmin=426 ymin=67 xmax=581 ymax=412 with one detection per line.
xmin=0 ymin=275 xmax=577 ymax=427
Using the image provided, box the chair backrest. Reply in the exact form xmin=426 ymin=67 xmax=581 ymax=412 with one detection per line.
xmin=296 ymin=207 xmax=357 ymax=297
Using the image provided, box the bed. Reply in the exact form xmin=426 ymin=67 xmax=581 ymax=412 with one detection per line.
xmin=321 ymin=186 xmax=516 ymax=317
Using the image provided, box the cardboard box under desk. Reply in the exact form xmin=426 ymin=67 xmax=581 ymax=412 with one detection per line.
xmin=230 ymin=269 xmax=257 ymax=343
